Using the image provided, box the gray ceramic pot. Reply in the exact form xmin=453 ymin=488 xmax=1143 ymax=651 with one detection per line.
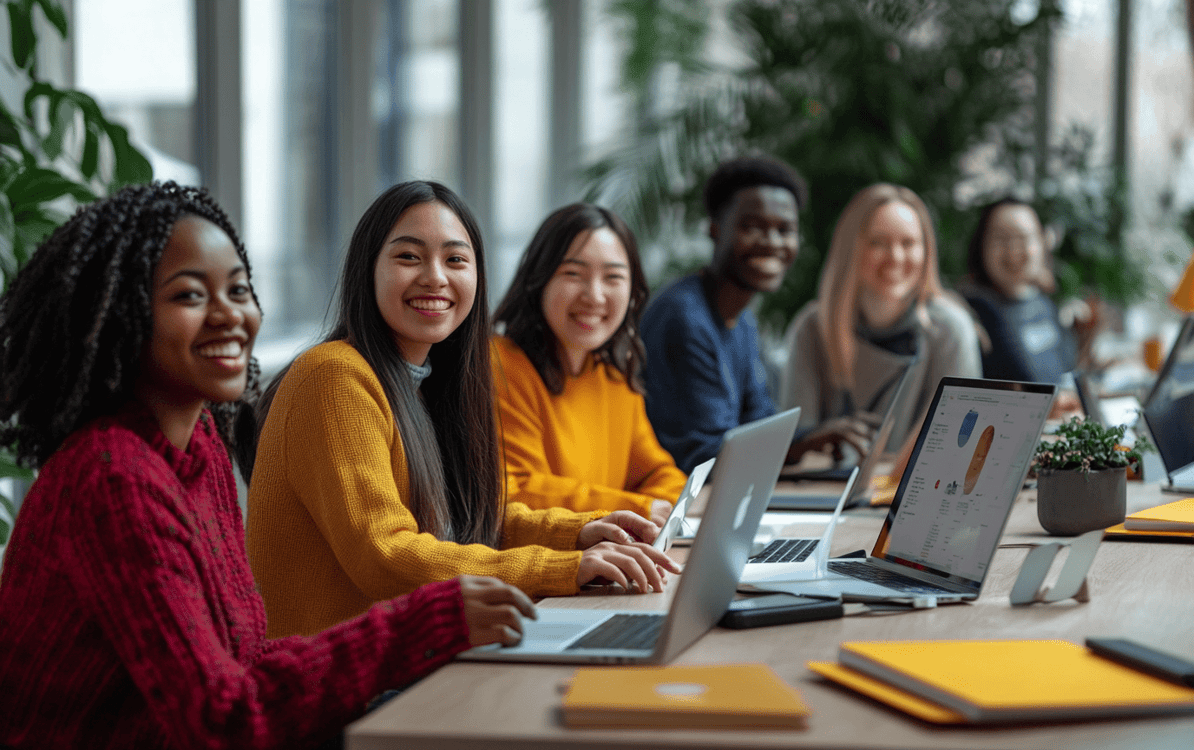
xmin=1036 ymin=467 xmax=1127 ymax=536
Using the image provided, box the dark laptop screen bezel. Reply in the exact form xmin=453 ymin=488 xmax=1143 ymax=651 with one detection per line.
xmin=868 ymin=377 xmax=1057 ymax=592
xmin=1142 ymin=316 xmax=1194 ymax=476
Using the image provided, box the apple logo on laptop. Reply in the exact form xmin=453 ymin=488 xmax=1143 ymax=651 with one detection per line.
xmin=733 ymin=484 xmax=754 ymax=529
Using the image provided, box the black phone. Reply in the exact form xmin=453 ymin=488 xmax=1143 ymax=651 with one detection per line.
xmin=1085 ymin=637 xmax=1194 ymax=687
xmin=718 ymin=593 xmax=843 ymax=629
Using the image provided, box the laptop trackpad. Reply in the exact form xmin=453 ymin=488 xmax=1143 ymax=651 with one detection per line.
xmin=516 ymin=609 xmax=609 ymax=649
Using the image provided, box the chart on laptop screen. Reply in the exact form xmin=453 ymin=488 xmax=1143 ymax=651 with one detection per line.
xmin=885 ymin=386 xmax=1052 ymax=579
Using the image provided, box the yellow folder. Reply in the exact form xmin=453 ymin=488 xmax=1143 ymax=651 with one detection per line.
xmin=561 ymin=663 xmax=810 ymax=729
xmin=1124 ymin=497 xmax=1194 ymax=532
xmin=815 ymin=640 xmax=1194 ymax=724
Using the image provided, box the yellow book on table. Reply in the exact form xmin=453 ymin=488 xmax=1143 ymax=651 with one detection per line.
xmin=818 ymin=640 xmax=1194 ymax=724
xmin=1124 ymin=497 xmax=1194 ymax=532
xmin=561 ymin=663 xmax=810 ymax=729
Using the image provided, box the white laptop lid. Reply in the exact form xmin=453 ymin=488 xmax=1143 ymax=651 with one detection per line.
xmin=654 ymin=457 xmax=716 ymax=552
xmin=740 ymin=466 xmax=860 ymax=584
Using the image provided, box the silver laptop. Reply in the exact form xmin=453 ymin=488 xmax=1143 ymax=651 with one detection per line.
xmin=740 ymin=466 xmax=859 ymax=585
xmin=459 ymin=408 xmax=800 ymax=665
xmin=769 ymin=366 xmax=913 ymax=512
xmin=760 ymin=378 xmax=1055 ymax=604
xmin=653 ymin=456 xmax=716 ymax=552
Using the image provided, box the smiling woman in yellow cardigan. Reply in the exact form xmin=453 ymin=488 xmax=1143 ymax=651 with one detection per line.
xmin=492 ymin=204 xmax=688 ymax=525
xmin=245 ymin=183 xmax=678 ymax=638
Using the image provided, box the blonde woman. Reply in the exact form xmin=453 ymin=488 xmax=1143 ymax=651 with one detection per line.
xmin=781 ymin=184 xmax=981 ymax=456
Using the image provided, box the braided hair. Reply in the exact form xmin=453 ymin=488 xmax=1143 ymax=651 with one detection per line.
xmin=0 ymin=181 xmax=261 ymax=468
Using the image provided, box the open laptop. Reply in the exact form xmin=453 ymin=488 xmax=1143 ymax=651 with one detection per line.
xmin=753 ymin=378 xmax=1055 ymax=604
xmin=768 ymin=366 xmax=913 ymax=512
xmin=1141 ymin=317 xmax=1194 ymax=493
xmin=739 ymin=466 xmax=859 ymax=585
xmin=459 ymin=408 xmax=800 ymax=665
xmin=653 ymin=456 xmax=716 ymax=552
xmin=1075 ymin=369 xmax=1142 ymax=441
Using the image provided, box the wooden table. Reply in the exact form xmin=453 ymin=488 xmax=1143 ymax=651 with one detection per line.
xmin=347 ymin=482 xmax=1194 ymax=749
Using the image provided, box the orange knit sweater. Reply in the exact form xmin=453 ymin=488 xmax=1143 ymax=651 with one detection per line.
xmin=491 ymin=336 xmax=688 ymax=516
xmin=246 ymin=340 xmax=600 ymax=637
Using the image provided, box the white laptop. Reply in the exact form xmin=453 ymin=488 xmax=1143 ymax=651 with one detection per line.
xmin=740 ymin=466 xmax=859 ymax=585
xmin=756 ymin=378 xmax=1055 ymax=604
xmin=653 ymin=456 xmax=716 ymax=552
xmin=769 ymin=366 xmax=913 ymax=512
xmin=458 ymin=408 xmax=801 ymax=665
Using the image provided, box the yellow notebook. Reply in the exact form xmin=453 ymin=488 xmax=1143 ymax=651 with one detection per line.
xmin=1104 ymin=522 xmax=1194 ymax=541
xmin=561 ymin=663 xmax=810 ymax=729
xmin=826 ymin=640 xmax=1194 ymax=723
xmin=1124 ymin=497 xmax=1194 ymax=532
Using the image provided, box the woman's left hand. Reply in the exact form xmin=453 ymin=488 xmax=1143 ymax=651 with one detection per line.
xmin=577 ymin=510 xmax=667 ymax=550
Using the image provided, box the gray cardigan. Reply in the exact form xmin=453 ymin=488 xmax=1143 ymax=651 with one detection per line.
xmin=781 ymin=296 xmax=982 ymax=447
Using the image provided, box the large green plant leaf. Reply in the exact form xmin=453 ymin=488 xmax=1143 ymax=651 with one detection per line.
xmin=6 ymin=167 xmax=95 ymax=212
xmin=6 ymin=0 xmax=36 ymax=72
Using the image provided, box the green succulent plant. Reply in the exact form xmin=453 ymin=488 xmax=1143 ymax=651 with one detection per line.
xmin=1032 ymin=416 xmax=1153 ymax=475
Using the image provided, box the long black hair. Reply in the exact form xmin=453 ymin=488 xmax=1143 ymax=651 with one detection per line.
xmin=0 ymin=181 xmax=261 ymax=468
xmin=493 ymin=203 xmax=649 ymax=395
xmin=250 ymin=181 xmax=503 ymax=548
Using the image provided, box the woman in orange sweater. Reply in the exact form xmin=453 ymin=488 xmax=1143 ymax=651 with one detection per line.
xmin=492 ymin=204 xmax=688 ymax=527
xmin=244 ymin=182 xmax=677 ymax=638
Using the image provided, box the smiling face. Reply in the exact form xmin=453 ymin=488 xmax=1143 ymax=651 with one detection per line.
xmin=982 ymin=203 xmax=1045 ymax=299
xmin=856 ymin=200 xmax=927 ymax=309
xmin=139 ymin=215 xmax=260 ymax=415
xmin=373 ymin=201 xmax=478 ymax=365
xmin=711 ymin=185 xmax=800 ymax=294
xmin=540 ymin=226 xmax=631 ymax=376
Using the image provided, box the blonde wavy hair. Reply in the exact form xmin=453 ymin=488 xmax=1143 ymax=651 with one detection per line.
xmin=816 ymin=183 xmax=945 ymax=392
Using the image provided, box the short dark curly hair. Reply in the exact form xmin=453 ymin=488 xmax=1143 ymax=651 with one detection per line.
xmin=703 ymin=155 xmax=809 ymax=222
xmin=0 ymin=181 xmax=261 ymax=468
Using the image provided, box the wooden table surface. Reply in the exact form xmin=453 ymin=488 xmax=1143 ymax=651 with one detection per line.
xmin=347 ymin=480 xmax=1194 ymax=750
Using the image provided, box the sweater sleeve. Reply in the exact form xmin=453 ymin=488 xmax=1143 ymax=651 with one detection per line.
xmin=63 ymin=468 xmax=471 ymax=750
xmin=780 ymin=306 xmax=828 ymax=430
xmin=493 ymin=341 xmax=679 ymax=516
xmin=623 ymin=392 xmax=688 ymax=503
xmin=281 ymin=355 xmax=585 ymax=599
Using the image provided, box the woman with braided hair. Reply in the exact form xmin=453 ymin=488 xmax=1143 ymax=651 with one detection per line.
xmin=0 ymin=181 xmax=536 ymax=750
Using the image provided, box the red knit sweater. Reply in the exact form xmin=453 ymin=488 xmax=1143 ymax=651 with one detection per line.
xmin=0 ymin=404 xmax=471 ymax=749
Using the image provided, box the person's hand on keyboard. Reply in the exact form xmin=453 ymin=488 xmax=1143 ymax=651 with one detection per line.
xmin=458 ymin=576 xmax=537 ymax=647
xmin=576 ymin=511 xmax=682 ymax=592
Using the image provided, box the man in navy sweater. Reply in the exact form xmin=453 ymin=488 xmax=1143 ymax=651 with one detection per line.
xmin=642 ymin=156 xmax=871 ymax=472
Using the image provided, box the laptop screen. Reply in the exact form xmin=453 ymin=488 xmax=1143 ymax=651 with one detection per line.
xmin=871 ymin=379 xmax=1055 ymax=588
xmin=1143 ymin=317 xmax=1194 ymax=476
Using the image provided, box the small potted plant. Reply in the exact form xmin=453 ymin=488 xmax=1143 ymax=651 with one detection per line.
xmin=1031 ymin=417 xmax=1153 ymax=536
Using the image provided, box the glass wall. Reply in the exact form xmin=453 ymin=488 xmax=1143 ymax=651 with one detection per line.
xmin=75 ymin=0 xmax=199 ymax=185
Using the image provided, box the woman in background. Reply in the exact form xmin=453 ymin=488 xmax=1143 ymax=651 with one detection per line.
xmin=491 ymin=204 xmax=687 ymax=527
xmin=0 ymin=182 xmax=533 ymax=750
xmin=246 ymin=183 xmax=676 ymax=640
xmin=961 ymin=197 xmax=1078 ymax=385
xmin=781 ymin=183 xmax=982 ymax=455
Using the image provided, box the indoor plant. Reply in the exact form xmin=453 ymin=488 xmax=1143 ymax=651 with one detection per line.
xmin=1031 ymin=417 xmax=1152 ymax=536
xmin=0 ymin=0 xmax=152 ymax=546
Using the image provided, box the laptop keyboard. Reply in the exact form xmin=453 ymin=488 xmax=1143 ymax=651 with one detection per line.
xmin=748 ymin=538 xmax=818 ymax=564
xmin=565 ymin=614 xmax=665 ymax=651
xmin=827 ymin=561 xmax=957 ymax=594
